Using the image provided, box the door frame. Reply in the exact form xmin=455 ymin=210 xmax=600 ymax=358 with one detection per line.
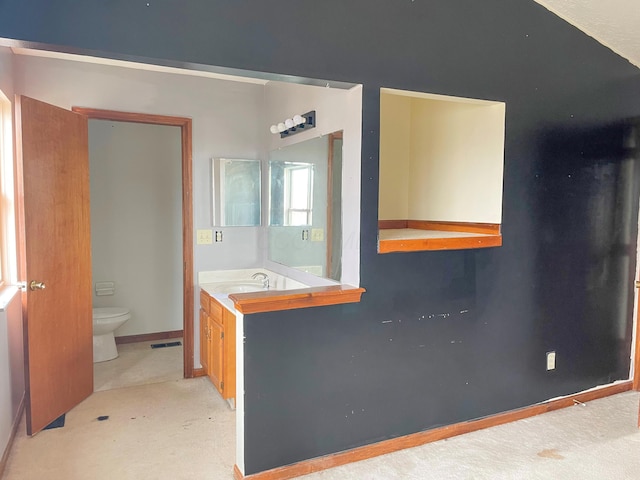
xmin=72 ymin=107 xmax=195 ymax=378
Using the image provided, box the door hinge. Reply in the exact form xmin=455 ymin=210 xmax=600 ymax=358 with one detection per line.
xmin=221 ymin=332 xmax=224 ymax=339
xmin=220 ymin=381 xmax=224 ymax=390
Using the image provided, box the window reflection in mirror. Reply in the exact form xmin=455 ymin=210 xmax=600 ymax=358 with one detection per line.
xmin=212 ymin=158 xmax=261 ymax=227
xmin=268 ymin=131 xmax=342 ymax=281
xmin=269 ymin=162 xmax=314 ymax=226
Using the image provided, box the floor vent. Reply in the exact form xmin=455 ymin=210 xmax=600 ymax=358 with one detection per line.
xmin=150 ymin=341 xmax=182 ymax=349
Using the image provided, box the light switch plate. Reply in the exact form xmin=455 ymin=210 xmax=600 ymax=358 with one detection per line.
xmin=197 ymin=229 xmax=213 ymax=245
xmin=311 ymin=228 xmax=324 ymax=242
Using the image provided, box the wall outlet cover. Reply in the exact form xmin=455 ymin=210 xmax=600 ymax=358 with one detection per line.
xmin=546 ymin=351 xmax=556 ymax=371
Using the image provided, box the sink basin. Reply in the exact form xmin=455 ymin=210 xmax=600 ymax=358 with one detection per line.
xmin=210 ymin=281 xmax=267 ymax=294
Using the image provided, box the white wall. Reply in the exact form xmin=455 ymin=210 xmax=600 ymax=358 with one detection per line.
xmin=89 ymin=120 xmax=183 ymax=336
xmin=0 ymin=290 xmax=24 ymax=466
xmin=0 ymin=47 xmax=13 ymax=98
xmin=0 ymin=303 xmax=12 ymax=464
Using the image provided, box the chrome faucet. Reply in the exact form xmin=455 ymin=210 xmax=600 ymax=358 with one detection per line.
xmin=251 ymin=272 xmax=269 ymax=289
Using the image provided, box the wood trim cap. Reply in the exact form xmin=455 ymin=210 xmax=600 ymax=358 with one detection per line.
xmin=229 ymin=285 xmax=365 ymax=314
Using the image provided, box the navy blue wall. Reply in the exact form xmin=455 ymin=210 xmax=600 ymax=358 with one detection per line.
xmin=2 ymin=0 xmax=640 ymax=475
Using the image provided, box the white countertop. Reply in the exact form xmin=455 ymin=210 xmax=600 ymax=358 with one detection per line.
xmin=199 ymin=268 xmax=309 ymax=312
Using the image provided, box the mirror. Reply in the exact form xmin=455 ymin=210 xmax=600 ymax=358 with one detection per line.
xmin=268 ymin=132 xmax=343 ymax=281
xmin=212 ymin=158 xmax=261 ymax=226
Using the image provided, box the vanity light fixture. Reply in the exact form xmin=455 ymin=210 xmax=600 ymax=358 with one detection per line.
xmin=269 ymin=111 xmax=316 ymax=138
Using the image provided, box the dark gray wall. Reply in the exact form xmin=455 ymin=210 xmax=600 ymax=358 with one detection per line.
xmin=2 ymin=0 xmax=640 ymax=475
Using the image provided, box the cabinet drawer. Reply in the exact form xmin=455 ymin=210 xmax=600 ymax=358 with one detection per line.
xmin=209 ymin=297 xmax=223 ymax=324
xmin=200 ymin=290 xmax=211 ymax=314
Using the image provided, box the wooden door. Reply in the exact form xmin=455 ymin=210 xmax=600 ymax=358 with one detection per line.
xmin=15 ymin=95 xmax=93 ymax=435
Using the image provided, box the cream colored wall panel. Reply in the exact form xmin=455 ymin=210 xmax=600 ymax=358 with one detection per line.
xmin=408 ymin=99 xmax=504 ymax=223
xmin=379 ymin=93 xmax=411 ymax=220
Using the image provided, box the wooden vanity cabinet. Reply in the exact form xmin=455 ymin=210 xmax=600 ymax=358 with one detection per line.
xmin=199 ymin=290 xmax=236 ymax=402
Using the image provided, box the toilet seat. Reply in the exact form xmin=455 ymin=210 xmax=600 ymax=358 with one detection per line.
xmin=93 ymin=307 xmax=130 ymax=319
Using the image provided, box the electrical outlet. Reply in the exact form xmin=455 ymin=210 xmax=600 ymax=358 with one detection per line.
xmin=197 ymin=229 xmax=213 ymax=245
xmin=302 ymin=229 xmax=309 ymax=241
xmin=546 ymin=351 xmax=556 ymax=371
xmin=215 ymin=231 xmax=223 ymax=242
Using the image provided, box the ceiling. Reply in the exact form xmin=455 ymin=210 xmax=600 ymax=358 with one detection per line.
xmin=534 ymin=0 xmax=640 ymax=67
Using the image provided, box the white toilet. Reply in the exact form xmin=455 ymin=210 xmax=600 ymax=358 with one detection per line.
xmin=93 ymin=307 xmax=131 ymax=363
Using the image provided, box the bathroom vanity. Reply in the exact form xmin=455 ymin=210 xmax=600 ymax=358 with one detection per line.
xmin=198 ymin=268 xmax=365 ymax=406
xmin=198 ymin=268 xmax=308 ymax=404
xmin=199 ymin=289 xmax=236 ymax=401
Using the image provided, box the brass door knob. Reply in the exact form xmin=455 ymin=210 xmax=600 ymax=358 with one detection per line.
xmin=636 ymin=280 xmax=640 ymax=289
xmin=29 ymin=280 xmax=46 ymax=291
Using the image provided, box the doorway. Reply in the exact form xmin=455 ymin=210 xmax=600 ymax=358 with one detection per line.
xmin=73 ymin=107 xmax=194 ymax=381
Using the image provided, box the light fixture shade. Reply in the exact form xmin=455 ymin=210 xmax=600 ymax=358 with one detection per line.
xmin=273 ymin=111 xmax=315 ymax=138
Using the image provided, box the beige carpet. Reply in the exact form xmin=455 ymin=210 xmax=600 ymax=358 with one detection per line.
xmin=5 ymin=378 xmax=236 ymax=480
xmin=94 ymin=339 xmax=183 ymax=392
xmin=299 ymin=390 xmax=640 ymax=480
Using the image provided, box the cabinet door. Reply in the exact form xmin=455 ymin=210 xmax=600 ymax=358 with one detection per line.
xmin=208 ymin=319 xmax=224 ymax=394
xmin=199 ymin=309 xmax=209 ymax=374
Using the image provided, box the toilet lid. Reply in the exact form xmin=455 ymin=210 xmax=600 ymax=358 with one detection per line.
xmin=93 ymin=307 xmax=130 ymax=319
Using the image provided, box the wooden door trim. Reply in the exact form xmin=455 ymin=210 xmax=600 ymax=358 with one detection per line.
xmin=71 ymin=107 xmax=195 ymax=378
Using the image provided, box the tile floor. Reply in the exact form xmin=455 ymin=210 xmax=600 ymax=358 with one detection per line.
xmin=93 ymin=339 xmax=184 ymax=392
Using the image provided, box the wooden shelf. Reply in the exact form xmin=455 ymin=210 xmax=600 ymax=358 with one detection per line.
xmin=228 ymin=285 xmax=365 ymax=314
xmin=378 ymin=220 xmax=502 ymax=253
